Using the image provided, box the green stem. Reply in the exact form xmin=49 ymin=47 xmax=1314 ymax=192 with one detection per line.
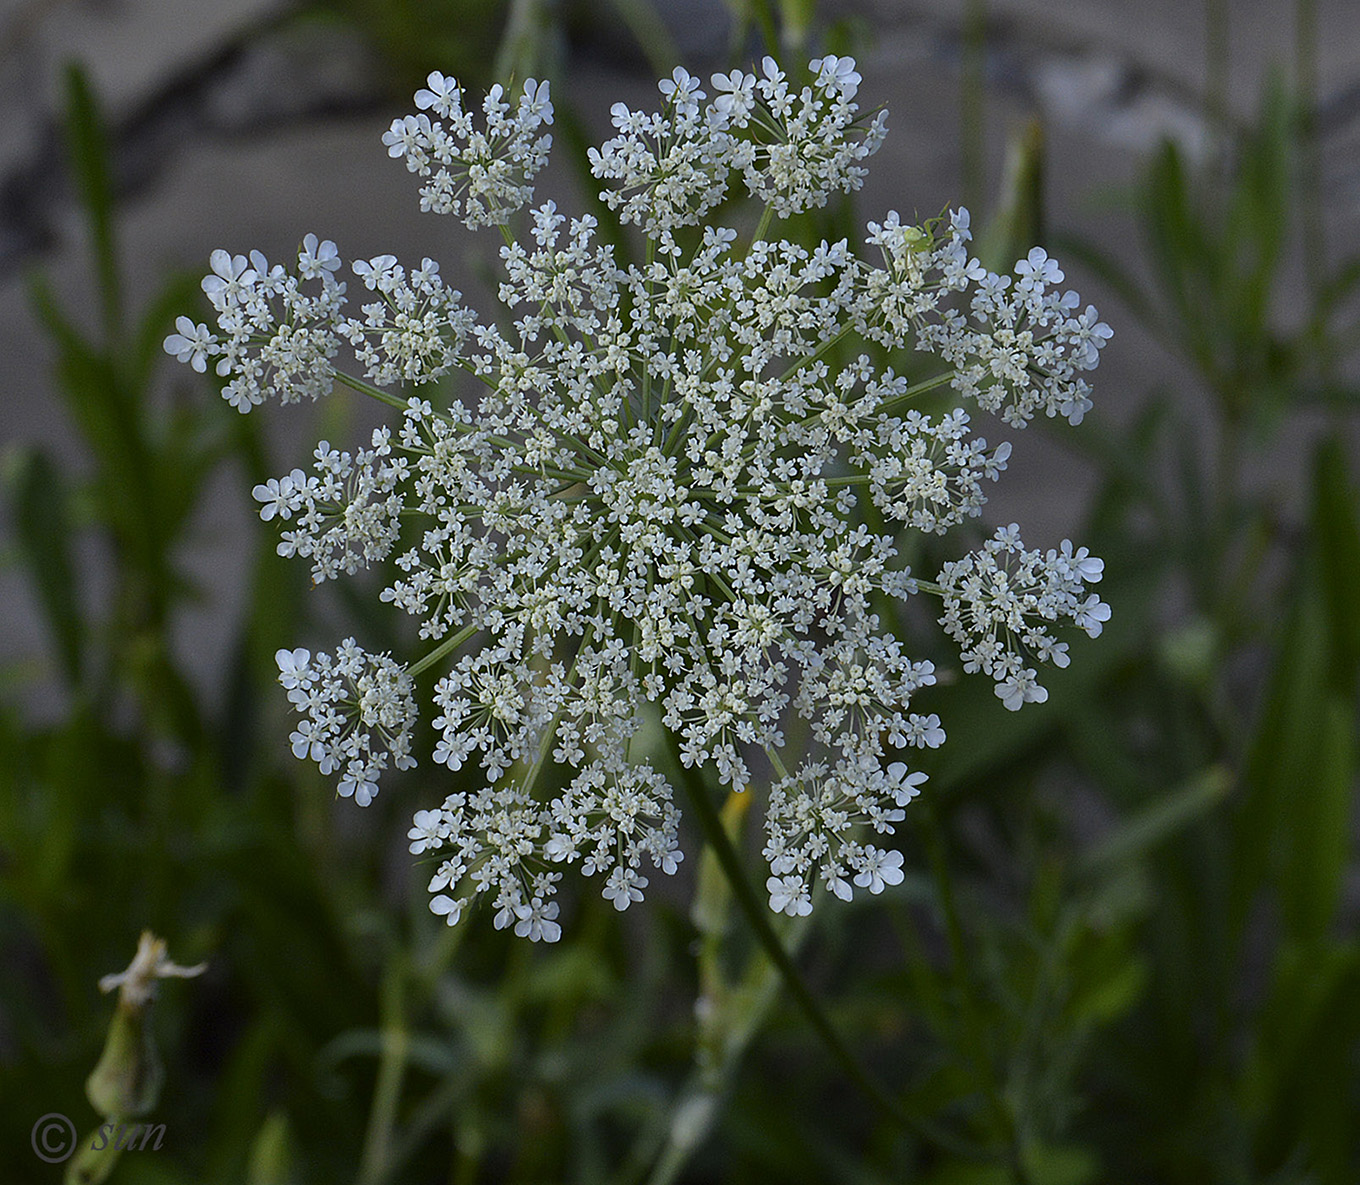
xmin=750 ymin=204 xmax=775 ymax=249
xmin=336 ymin=372 xmax=414 ymax=413
xmin=1204 ymin=0 xmax=1230 ymax=138
xmin=961 ymin=0 xmax=988 ymax=215
xmin=409 ymin=621 xmax=481 ymax=678
xmin=355 ymin=962 xmax=410 ymax=1185
xmin=645 ymin=790 xmax=801 ymax=1185
xmin=872 ymin=369 xmax=958 ymax=416
xmin=747 ymin=0 xmax=781 ymax=57
xmin=920 ymin=798 xmax=1031 ymax=1185
xmin=667 ymin=737 xmax=994 ymax=1161
xmin=1294 ymin=0 xmax=1326 ymax=303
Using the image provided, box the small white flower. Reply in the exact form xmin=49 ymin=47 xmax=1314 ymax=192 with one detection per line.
xmin=162 ymin=316 xmax=216 ymax=372
xmin=767 ymin=874 xmax=813 ymax=917
xmin=1015 ymin=245 xmax=1063 ymax=290
xmin=886 ymin=762 xmax=927 ymax=807
xmin=275 ymin=648 xmax=312 ymax=688
xmin=430 ymin=894 xmax=465 ymax=926
xmin=414 ymin=71 xmax=461 ymax=117
xmin=201 ymin=249 xmax=255 ymax=301
xmin=602 ymin=866 xmax=648 ymax=911
xmin=514 ymin=897 xmax=562 ymax=942
xmin=853 ymin=846 xmax=904 ymax=894
xmin=711 ymin=69 xmax=755 ymax=120
xmin=997 ymin=668 xmax=1049 ymax=711
xmin=298 ymin=233 xmax=340 ymax=278
xmin=658 ymin=67 xmax=705 ymax=117
xmin=811 ymin=54 xmax=862 ymax=99
xmin=520 ymin=78 xmax=552 ymax=123
xmin=98 ymin=931 xmax=206 ymax=1007
xmin=408 ymin=809 xmax=446 ymax=853
xmin=252 ymin=471 xmax=305 ymax=521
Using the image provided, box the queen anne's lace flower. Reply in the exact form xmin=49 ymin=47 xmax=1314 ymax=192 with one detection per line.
xmin=168 ymin=60 xmax=1112 ymax=940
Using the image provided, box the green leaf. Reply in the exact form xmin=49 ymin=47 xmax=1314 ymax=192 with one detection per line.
xmin=131 ymin=270 xmax=206 ymax=394
xmin=1237 ymin=582 xmax=1356 ymax=946
xmin=1244 ymin=941 xmax=1360 ymax=1180
xmin=1283 ymin=694 xmax=1354 ymax=944
xmin=977 ymin=117 xmax=1045 ymax=275
xmin=922 ymin=1142 xmax=1100 ymax=1185
xmin=1141 ymin=141 xmax=1216 ymax=378
xmin=1220 ymin=78 xmax=1292 ymax=356
xmin=5 ymin=448 xmax=85 ymax=687
xmin=602 ymin=0 xmax=680 ymax=77
xmin=1076 ymin=765 xmax=1231 ymax=879
xmin=775 ymin=0 xmax=818 ymax=51
xmin=1047 ymin=231 xmax=1158 ymax=331
xmin=1311 ymin=435 xmax=1360 ymax=682
xmin=61 ymin=64 xmax=121 ymax=341
xmin=1233 ymin=439 xmax=1360 ymax=945
xmin=28 ymin=276 xmax=158 ymax=558
xmin=245 ymin=1110 xmax=295 ymax=1185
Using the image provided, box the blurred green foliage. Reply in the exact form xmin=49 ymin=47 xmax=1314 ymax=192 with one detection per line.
xmin=2 ymin=4 xmax=1359 ymax=1184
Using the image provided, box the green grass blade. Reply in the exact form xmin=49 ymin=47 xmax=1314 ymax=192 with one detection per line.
xmin=6 ymin=448 xmax=85 ymax=689
xmin=61 ymin=64 xmax=122 ymax=342
xmin=1076 ymin=765 xmax=1231 ymax=879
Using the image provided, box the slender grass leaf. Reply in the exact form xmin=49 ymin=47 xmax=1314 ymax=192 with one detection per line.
xmin=245 ymin=1110 xmax=294 ymax=1185
xmin=1311 ymin=436 xmax=1360 ymax=681
xmin=603 ymin=0 xmax=680 ymax=77
xmin=1076 ymin=765 xmax=1231 ymax=879
xmin=1142 ymin=142 xmax=1217 ymax=378
xmin=1279 ymin=693 xmax=1354 ymax=946
xmin=61 ymin=65 xmax=121 ymax=341
xmin=1245 ymin=941 xmax=1360 ymax=1181
xmin=1236 ymin=569 xmax=1355 ymax=946
xmin=7 ymin=449 xmax=85 ymax=688
xmin=977 ymin=118 xmax=1044 ymax=276
xmin=132 ymin=271 xmax=207 ymax=394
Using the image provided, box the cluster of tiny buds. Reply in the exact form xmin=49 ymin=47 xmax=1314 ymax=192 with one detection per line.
xmin=166 ymin=57 xmax=1113 ymax=941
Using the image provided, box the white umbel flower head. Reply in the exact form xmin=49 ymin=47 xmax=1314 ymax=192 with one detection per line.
xmin=168 ymin=59 xmax=1112 ymax=941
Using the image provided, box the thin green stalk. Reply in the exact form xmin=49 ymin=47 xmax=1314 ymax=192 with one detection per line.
xmin=645 ymin=790 xmax=803 ymax=1185
xmin=873 ymin=369 xmax=957 ymax=416
xmin=494 ymin=0 xmax=547 ymax=82
xmin=336 ymin=371 xmax=415 ymax=412
xmin=920 ymin=798 xmax=1032 ymax=1185
xmin=1294 ymin=0 xmax=1326 ymax=302
xmin=750 ymin=203 xmax=775 ymax=248
xmin=409 ymin=621 xmax=482 ymax=678
xmin=961 ymin=0 xmax=988 ymax=215
xmin=667 ymin=736 xmax=995 ymax=1161
xmin=356 ymin=963 xmax=410 ymax=1185
xmin=747 ymin=0 xmax=782 ymax=57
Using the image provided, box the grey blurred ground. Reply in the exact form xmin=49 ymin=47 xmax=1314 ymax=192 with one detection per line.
xmin=2 ymin=0 xmax=1359 ymax=713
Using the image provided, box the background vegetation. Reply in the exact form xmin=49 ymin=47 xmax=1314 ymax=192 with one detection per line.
xmin=3 ymin=1 xmax=1358 ymax=1182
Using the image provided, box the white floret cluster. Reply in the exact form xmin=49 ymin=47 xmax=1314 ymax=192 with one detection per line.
xmin=588 ymin=56 xmax=885 ymax=233
xmin=381 ymin=75 xmax=553 ymax=226
xmin=168 ymin=60 xmax=1112 ymax=941
xmin=276 ymin=641 xmax=418 ymax=806
xmin=936 ymin=526 xmax=1110 ymax=710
